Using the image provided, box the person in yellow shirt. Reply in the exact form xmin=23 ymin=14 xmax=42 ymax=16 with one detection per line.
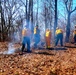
xmin=45 ymin=28 xmax=51 ymax=49
xmin=34 ymin=25 xmax=40 ymax=48
xmin=73 ymin=25 xmax=76 ymax=44
xmin=55 ymin=27 xmax=63 ymax=46
xmin=21 ymin=25 xmax=31 ymax=54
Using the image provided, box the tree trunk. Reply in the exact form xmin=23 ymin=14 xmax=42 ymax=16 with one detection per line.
xmin=26 ymin=0 xmax=27 ymax=20
xmin=64 ymin=0 xmax=76 ymax=43
xmin=65 ymin=13 xmax=71 ymax=42
xmin=0 ymin=0 xmax=4 ymax=41
xmin=45 ymin=5 xmax=47 ymax=30
xmin=54 ymin=0 xmax=57 ymax=38
xmin=36 ymin=0 xmax=38 ymax=25
xmin=30 ymin=0 xmax=33 ymax=33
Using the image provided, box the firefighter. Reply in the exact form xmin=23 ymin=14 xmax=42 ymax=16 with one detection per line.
xmin=21 ymin=26 xmax=31 ymax=54
xmin=34 ymin=25 xmax=40 ymax=48
xmin=73 ymin=25 xmax=76 ymax=44
xmin=55 ymin=27 xmax=63 ymax=46
xmin=45 ymin=28 xmax=51 ymax=49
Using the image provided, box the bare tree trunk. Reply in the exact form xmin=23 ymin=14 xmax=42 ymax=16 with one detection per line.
xmin=65 ymin=12 xmax=71 ymax=42
xmin=27 ymin=0 xmax=33 ymax=31
xmin=54 ymin=0 xmax=58 ymax=38
xmin=44 ymin=4 xmax=47 ymax=30
xmin=30 ymin=0 xmax=33 ymax=33
xmin=26 ymin=0 xmax=27 ymax=20
xmin=64 ymin=0 xmax=76 ymax=43
xmin=0 ymin=0 xmax=5 ymax=41
xmin=27 ymin=0 xmax=31 ymax=27
xmin=36 ymin=0 xmax=38 ymax=25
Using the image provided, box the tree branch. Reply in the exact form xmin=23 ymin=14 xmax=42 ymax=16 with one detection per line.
xmin=19 ymin=0 xmax=26 ymax=7
xmin=65 ymin=0 xmax=68 ymax=4
xmin=64 ymin=0 xmax=69 ymax=12
xmin=70 ymin=7 xmax=76 ymax=14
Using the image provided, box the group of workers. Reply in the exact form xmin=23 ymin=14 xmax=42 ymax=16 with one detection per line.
xmin=20 ymin=23 xmax=76 ymax=54
xmin=45 ymin=27 xmax=63 ymax=48
xmin=21 ymin=24 xmax=41 ymax=54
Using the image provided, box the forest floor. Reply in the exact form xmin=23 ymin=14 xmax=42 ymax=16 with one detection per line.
xmin=0 ymin=42 xmax=76 ymax=75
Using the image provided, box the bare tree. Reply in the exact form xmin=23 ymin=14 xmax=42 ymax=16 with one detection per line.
xmin=19 ymin=0 xmax=28 ymax=19
xmin=0 ymin=0 xmax=23 ymax=41
xmin=64 ymin=0 xmax=76 ymax=42
xmin=54 ymin=0 xmax=58 ymax=38
xmin=36 ymin=0 xmax=39 ymax=26
xmin=0 ymin=0 xmax=5 ymax=41
xmin=41 ymin=0 xmax=54 ymax=30
xmin=29 ymin=0 xmax=33 ymax=32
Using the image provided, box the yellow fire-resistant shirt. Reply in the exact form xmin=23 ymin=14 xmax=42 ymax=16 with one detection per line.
xmin=74 ymin=30 xmax=76 ymax=35
xmin=45 ymin=30 xmax=51 ymax=37
xmin=22 ymin=28 xmax=27 ymax=37
xmin=22 ymin=28 xmax=31 ymax=37
xmin=34 ymin=27 xmax=36 ymax=34
xmin=55 ymin=29 xmax=63 ymax=35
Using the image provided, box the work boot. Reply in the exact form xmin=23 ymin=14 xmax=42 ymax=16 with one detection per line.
xmin=27 ymin=50 xmax=32 ymax=53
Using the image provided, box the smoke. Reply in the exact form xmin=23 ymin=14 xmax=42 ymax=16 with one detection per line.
xmin=3 ymin=43 xmax=15 ymax=54
xmin=13 ymin=31 xmax=21 ymax=43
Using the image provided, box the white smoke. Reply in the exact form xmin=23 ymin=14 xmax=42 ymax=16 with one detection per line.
xmin=3 ymin=43 xmax=15 ymax=54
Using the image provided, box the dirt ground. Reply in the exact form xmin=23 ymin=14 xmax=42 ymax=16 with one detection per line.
xmin=0 ymin=42 xmax=76 ymax=75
